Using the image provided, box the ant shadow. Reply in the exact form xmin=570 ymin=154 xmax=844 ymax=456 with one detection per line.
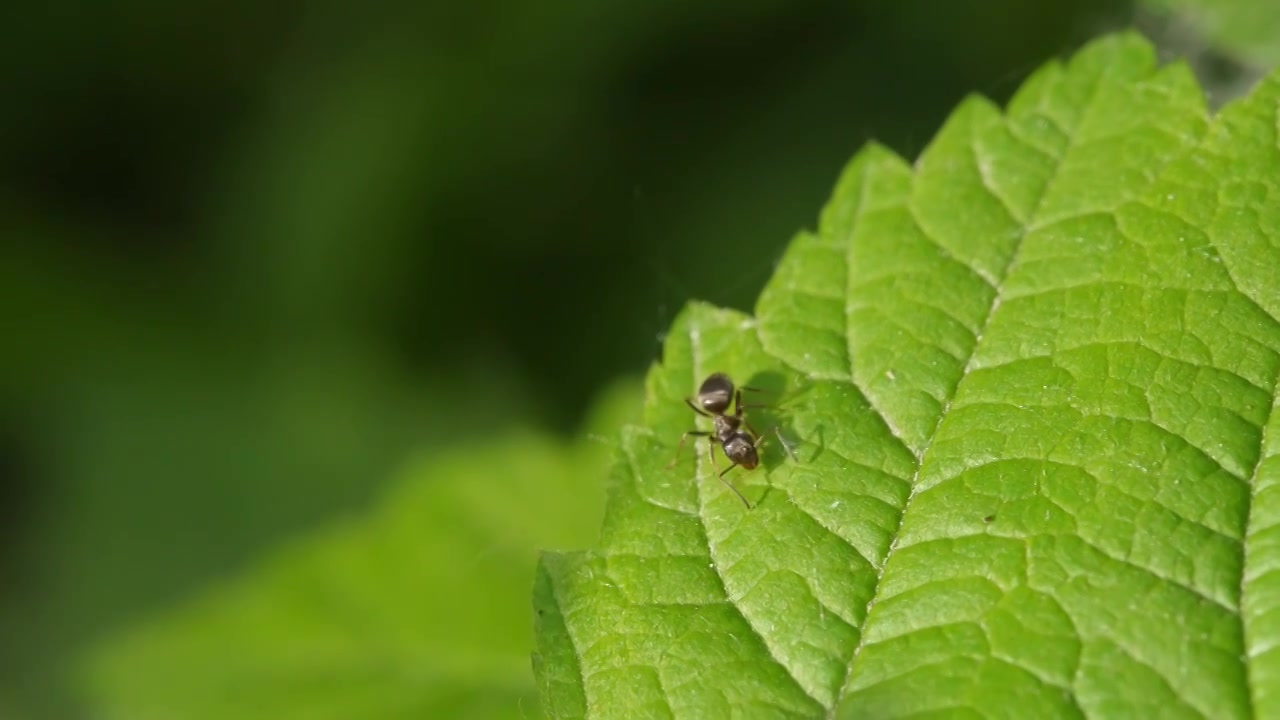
xmin=806 ymin=424 xmax=826 ymax=464
xmin=742 ymin=371 xmax=814 ymax=472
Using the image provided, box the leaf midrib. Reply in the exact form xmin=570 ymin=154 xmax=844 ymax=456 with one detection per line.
xmin=822 ymin=64 xmax=1113 ymax=716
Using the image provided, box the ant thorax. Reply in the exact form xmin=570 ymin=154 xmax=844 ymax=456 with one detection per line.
xmin=712 ymin=413 xmax=741 ymax=439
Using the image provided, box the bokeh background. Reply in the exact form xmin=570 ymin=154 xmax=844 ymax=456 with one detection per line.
xmin=0 ymin=1 xmax=1266 ymax=717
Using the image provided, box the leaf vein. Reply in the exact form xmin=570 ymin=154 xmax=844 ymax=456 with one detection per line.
xmin=831 ymin=54 xmax=1113 ymax=715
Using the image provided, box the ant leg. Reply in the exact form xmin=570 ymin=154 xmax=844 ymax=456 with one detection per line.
xmin=704 ymin=434 xmax=720 ymax=473
xmin=668 ymin=430 xmax=712 ymax=469
xmin=738 ymin=416 xmax=776 ymax=452
xmin=716 ymin=462 xmax=751 ymax=508
xmin=705 ymin=440 xmax=750 ymax=507
xmin=735 ymin=387 xmax=774 ymax=413
xmin=754 ymin=426 xmax=799 ymax=463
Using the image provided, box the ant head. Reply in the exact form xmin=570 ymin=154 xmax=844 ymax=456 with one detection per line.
xmin=723 ymin=434 xmax=758 ymax=469
xmin=696 ymin=373 xmax=734 ymax=414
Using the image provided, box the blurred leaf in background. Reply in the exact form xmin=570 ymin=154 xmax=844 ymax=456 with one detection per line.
xmin=7 ymin=0 xmax=1277 ymax=717
xmin=1136 ymin=0 xmax=1279 ymax=103
xmin=81 ymin=379 xmax=638 ymax=720
xmin=1141 ymin=0 xmax=1280 ymax=67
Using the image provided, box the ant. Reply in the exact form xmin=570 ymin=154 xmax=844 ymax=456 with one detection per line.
xmin=668 ymin=372 xmax=796 ymax=507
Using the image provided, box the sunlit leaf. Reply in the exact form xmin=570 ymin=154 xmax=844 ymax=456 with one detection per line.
xmin=534 ymin=33 xmax=1280 ymax=718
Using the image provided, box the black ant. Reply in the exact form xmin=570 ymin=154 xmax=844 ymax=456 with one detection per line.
xmin=668 ymin=372 xmax=796 ymax=507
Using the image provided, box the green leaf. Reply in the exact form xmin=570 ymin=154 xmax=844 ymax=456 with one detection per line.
xmin=81 ymin=380 xmax=641 ymax=720
xmin=534 ymin=33 xmax=1280 ymax=718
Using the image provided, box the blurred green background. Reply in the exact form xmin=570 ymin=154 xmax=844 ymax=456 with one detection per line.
xmin=0 ymin=0 xmax=1266 ymax=717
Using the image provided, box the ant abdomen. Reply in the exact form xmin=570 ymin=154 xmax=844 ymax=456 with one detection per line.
xmin=693 ymin=372 xmax=734 ymax=414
